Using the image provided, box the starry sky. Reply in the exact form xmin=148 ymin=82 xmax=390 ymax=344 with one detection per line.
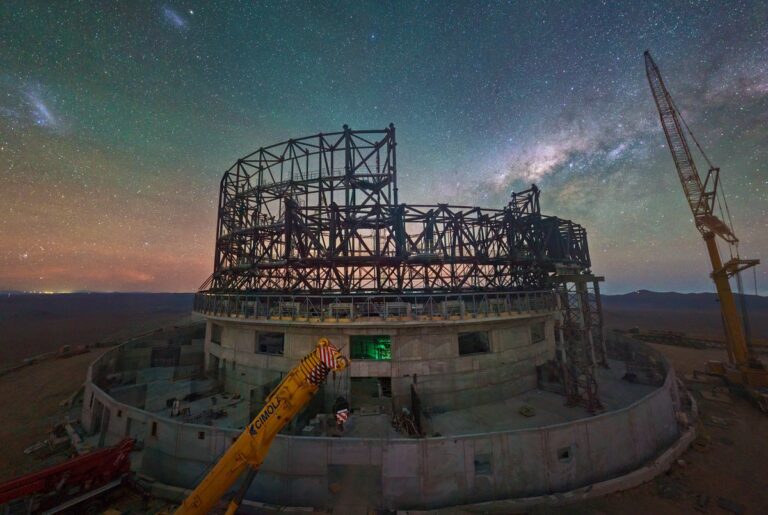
xmin=1 ymin=1 xmax=766 ymax=294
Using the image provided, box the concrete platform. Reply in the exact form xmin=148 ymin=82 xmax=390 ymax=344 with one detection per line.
xmin=83 ymin=331 xmax=690 ymax=511
xmin=428 ymin=359 xmax=656 ymax=436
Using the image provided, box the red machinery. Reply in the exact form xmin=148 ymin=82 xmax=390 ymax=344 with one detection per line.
xmin=0 ymin=438 xmax=133 ymax=514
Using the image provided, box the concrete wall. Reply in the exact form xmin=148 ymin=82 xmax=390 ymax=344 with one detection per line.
xmin=204 ymin=314 xmax=554 ymax=412
xmin=82 ymin=337 xmax=683 ymax=510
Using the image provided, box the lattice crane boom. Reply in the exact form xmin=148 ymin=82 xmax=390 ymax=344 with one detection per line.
xmin=644 ymin=51 xmax=737 ymax=244
xmin=644 ymin=51 xmax=765 ymax=398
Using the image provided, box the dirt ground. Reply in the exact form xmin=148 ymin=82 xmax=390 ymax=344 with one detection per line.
xmin=0 ymin=348 xmax=110 ymax=482
xmin=1 ymin=337 xmax=767 ymax=513
xmin=0 ymin=311 xmax=196 ymax=367
xmin=0 ymin=293 xmax=195 ymax=366
xmin=537 ymin=343 xmax=768 ymax=515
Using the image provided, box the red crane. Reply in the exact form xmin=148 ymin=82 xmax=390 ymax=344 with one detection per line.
xmin=0 ymin=438 xmax=134 ymax=513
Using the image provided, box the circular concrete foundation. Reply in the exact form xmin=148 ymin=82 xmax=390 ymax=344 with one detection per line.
xmin=82 ymin=314 xmax=692 ymax=511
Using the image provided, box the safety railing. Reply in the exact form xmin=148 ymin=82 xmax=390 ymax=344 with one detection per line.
xmin=194 ymin=289 xmax=555 ymax=323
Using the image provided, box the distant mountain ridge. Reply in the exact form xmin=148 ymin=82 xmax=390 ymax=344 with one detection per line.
xmin=0 ymin=292 xmax=194 ymax=319
xmin=602 ymin=289 xmax=768 ymax=311
xmin=3 ymin=290 xmax=766 ymax=312
xmin=601 ymin=290 xmax=767 ymax=341
xmin=0 ymin=292 xmax=196 ymax=365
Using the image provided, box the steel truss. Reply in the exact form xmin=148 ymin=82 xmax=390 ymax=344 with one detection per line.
xmin=553 ymin=270 xmax=607 ymax=414
xmin=207 ymin=125 xmax=592 ymax=295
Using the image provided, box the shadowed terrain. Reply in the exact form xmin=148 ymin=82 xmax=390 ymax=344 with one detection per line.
xmin=0 ymin=293 xmax=195 ymax=366
xmin=602 ymin=290 xmax=768 ymax=343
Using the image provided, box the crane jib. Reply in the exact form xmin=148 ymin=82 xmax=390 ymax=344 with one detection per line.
xmin=248 ymin=398 xmax=282 ymax=436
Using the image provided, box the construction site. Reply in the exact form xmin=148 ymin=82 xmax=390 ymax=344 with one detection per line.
xmin=1 ymin=52 xmax=765 ymax=514
xmin=76 ymin=120 xmax=694 ymax=512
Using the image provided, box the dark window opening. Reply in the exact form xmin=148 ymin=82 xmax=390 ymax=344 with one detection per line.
xmin=350 ymin=377 xmax=393 ymax=413
xmin=211 ymin=324 xmax=223 ymax=345
xmin=151 ymin=421 xmax=158 ymax=437
xmin=459 ymin=332 xmax=490 ymax=355
xmin=558 ymin=446 xmax=572 ymax=463
xmin=474 ymin=453 xmax=492 ymax=475
xmin=379 ymin=378 xmax=392 ymax=398
xmin=350 ymin=335 xmax=391 ymax=360
xmin=116 ymin=409 xmax=122 ymax=418
xmin=197 ymin=431 xmax=205 ymax=440
xmin=531 ymin=322 xmax=546 ymax=343
xmin=255 ymin=332 xmax=285 ymax=355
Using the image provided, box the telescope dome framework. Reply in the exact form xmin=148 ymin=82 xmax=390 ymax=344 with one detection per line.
xmin=205 ymin=125 xmax=591 ymax=297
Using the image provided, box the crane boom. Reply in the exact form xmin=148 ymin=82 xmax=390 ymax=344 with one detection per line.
xmin=644 ymin=51 xmax=737 ymax=243
xmin=174 ymin=338 xmax=348 ymax=515
xmin=644 ymin=51 xmax=765 ymax=399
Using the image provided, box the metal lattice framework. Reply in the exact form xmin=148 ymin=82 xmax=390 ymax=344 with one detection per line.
xmin=204 ymin=125 xmax=592 ymax=296
xmin=553 ymin=271 xmax=606 ymax=414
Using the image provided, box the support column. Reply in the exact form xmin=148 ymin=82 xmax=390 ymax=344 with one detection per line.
xmin=552 ymin=268 xmax=605 ymax=414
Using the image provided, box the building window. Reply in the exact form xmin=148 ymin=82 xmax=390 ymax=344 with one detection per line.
xmin=211 ymin=324 xmax=223 ymax=345
xmin=117 ymin=409 xmax=122 ymax=418
xmin=151 ymin=421 xmax=158 ymax=437
xmin=350 ymin=335 xmax=391 ymax=360
xmin=474 ymin=453 xmax=492 ymax=475
xmin=458 ymin=331 xmax=490 ymax=355
xmin=531 ymin=322 xmax=546 ymax=343
xmin=255 ymin=332 xmax=285 ymax=355
xmin=197 ymin=431 xmax=205 ymax=440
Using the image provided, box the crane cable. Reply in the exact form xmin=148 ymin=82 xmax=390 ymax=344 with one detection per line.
xmin=754 ymin=266 xmax=759 ymax=297
xmin=669 ymin=94 xmax=739 ymax=256
xmin=668 ymin=94 xmax=715 ymax=169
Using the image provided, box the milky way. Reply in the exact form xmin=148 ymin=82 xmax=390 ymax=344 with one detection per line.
xmin=0 ymin=1 xmax=766 ymax=293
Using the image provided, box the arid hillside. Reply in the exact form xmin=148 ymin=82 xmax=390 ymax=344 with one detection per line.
xmin=0 ymin=293 xmax=195 ymax=366
xmin=602 ymin=290 xmax=768 ymax=343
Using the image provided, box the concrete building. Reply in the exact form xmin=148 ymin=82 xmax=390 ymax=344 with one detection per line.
xmin=82 ymin=325 xmax=692 ymax=510
xmin=81 ymin=126 xmax=695 ymax=510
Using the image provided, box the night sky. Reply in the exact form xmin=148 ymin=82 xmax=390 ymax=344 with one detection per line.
xmin=1 ymin=1 xmax=766 ymax=294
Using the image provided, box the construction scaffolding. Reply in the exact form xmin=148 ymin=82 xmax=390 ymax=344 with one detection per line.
xmin=552 ymin=269 xmax=606 ymax=414
xmin=207 ymin=126 xmax=592 ymax=296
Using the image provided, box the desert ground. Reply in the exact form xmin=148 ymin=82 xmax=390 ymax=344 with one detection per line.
xmin=0 ymin=293 xmax=195 ymax=366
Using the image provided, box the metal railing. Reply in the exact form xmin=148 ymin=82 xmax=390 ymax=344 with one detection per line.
xmin=194 ymin=290 xmax=555 ymax=323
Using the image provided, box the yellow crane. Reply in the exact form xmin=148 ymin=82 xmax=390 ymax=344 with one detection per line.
xmin=644 ymin=51 xmax=766 ymax=409
xmin=174 ymin=338 xmax=349 ymax=514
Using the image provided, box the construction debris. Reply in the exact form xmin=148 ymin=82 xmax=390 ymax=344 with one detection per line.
xmin=717 ymin=497 xmax=746 ymax=515
xmin=655 ymin=476 xmax=684 ymax=500
xmin=23 ymin=424 xmax=71 ymax=458
xmin=705 ymin=415 xmax=730 ymax=428
xmin=684 ymin=371 xmax=722 ymax=384
xmin=692 ymin=435 xmax=711 ymax=453
xmin=700 ymin=389 xmax=733 ymax=404
xmin=392 ymin=409 xmax=421 ymax=437
xmin=694 ymin=493 xmax=710 ymax=513
xmin=22 ymin=419 xmax=90 ymax=458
